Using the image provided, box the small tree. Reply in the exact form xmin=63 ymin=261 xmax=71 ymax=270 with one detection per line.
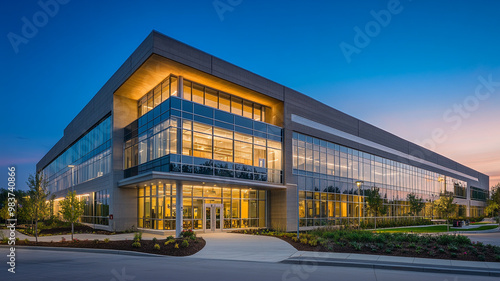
xmin=407 ymin=193 xmax=426 ymax=219
xmin=59 ymin=191 xmax=85 ymax=240
xmin=0 ymin=200 xmax=10 ymax=225
xmin=365 ymin=187 xmax=388 ymax=229
xmin=435 ymin=191 xmax=457 ymax=232
xmin=26 ymin=173 xmax=49 ymax=242
xmin=486 ymin=183 xmax=500 ymax=223
xmin=486 ymin=202 xmax=499 ymax=222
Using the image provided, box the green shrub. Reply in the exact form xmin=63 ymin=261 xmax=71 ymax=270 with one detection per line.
xmin=454 ymin=235 xmax=471 ymax=246
xmin=447 ymin=244 xmax=458 ymax=252
xmin=428 ymin=250 xmax=436 ymax=257
xmin=190 ymin=235 xmax=196 ymax=241
xmin=181 ymin=239 xmax=189 ymax=248
xmin=181 ymin=229 xmax=195 ymax=239
xmin=493 ymin=247 xmax=500 ymax=255
xmin=436 ymin=235 xmax=455 ymax=245
xmin=495 ymin=255 xmax=500 ymax=261
xmin=152 ymin=237 xmax=158 ymax=244
xmin=450 ymin=252 xmax=457 ymax=258
xmin=164 ymin=240 xmax=175 ymax=246
xmin=103 ymin=238 xmax=110 ymax=243
xmin=133 ymin=232 xmax=142 ymax=242
xmin=308 ymin=239 xmax=318 ymax=247
xmin=477 ymin=254 xmax=485 ymax=261
xmin=154 ymin=243 xmax=160 ymax=250
xmin=93 ymin=239 xmax=99 ymax=244
xmin=350 ymin=242 xmax=362 ymax=251
xmin=166 ymin=235 xmax=175 ymax=241
xmin=408 ymin=243 xmax=416 ymax=248
xmin=317 ymin=237 xmax=328 ymax=246
xmin=132 ymin=241 xmax=141 ymax=248
xmin=438 ymin=247 xmax=445 ymax=253
xmin=471 ymin=247 xmax=478 ymax=255
xmin=300 ymin=238 xmax=308 ymax=245
xmin=385 ymin=248 xmax=392 ymax=254
xmin=24 ymin=238 xmax=29 ymax=243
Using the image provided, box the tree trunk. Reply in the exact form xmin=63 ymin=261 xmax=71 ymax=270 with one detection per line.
xmin=71 ymin=222 xmax=74 ymax=241
xmin=35 ymin=214 xmax=38 ymax=243
xmin=374 ymin=214 xmax=377 ymax=229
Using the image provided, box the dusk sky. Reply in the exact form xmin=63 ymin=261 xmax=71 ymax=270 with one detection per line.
xmin=1 ymin=0 xmax=499 ymax=190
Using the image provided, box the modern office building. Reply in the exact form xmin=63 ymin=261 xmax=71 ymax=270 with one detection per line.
xmin=37 ymin=31 xmax=489 ymax=235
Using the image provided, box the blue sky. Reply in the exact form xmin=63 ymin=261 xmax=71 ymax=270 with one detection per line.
xmin=1 ymin=0 xmax=499 ymax=190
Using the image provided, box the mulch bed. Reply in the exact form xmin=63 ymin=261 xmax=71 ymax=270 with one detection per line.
xmin=17 ymin=224 xmax=116 ymax=236
xmin=2 ymin=238 xmax=205 ymax=256
xmin=279 ymin=236 xmax=500 ymax=262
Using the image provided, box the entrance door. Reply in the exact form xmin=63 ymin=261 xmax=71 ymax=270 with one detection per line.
xmin=204 ymin=203 xmax=223 ymax=232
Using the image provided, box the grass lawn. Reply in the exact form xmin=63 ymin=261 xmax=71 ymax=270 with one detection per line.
xmin=375 ymin=225 xmax=499 ymax=233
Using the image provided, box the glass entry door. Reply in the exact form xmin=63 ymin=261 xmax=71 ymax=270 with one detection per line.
xmin=204 ymin=203 xmax=223 ymax=232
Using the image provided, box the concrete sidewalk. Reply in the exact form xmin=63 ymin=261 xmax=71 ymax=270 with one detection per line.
xmin=284 ymin=251 xmax=500 ymax=277
xmin=191 ymin=232 xmax=297 ymax=262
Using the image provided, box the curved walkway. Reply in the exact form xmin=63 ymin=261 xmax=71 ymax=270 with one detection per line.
xmin=191 ymin=232 xmax=297 ymax=262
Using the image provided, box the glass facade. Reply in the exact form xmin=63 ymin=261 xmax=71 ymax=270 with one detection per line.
xmin=137 ymin=184 xmax=266 ymax=230
xmin=137 ymin=75 xmax=178 ymax=117
xmin=124 ymin=86 xmax=283 ymax=183
xmin=181 ymin=77 xmax=267 ymax=122
xmin=80 ymin=190 xmax=110 ymax=225
xmin=51 ymin=190 xmax=110 ymax=226
xmin=470 ymin=206 xmax=486 ymax=217
xmin=42 ymin=116 xmax=112 ymax=193
xmin=292 ymin=132 xmax=470 ymax=226
xmin=137 ymin=75 xmax=269 ymax=122
xmin=470 ymin=186 xmax=488 ymax=201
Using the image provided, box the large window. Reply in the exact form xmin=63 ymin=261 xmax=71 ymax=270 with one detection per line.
xmin=51 ymin=190 xmax=109 ymax=226
xmin=80 ymin=189 xmax=110 ymax=225
xmin=42 ymin=116 xmax=112 ymax=193
xmin=138 ymin=76 xmax=178 ymax=117
xmin=470 ymin=186 xmax=488 ymax=201
xmin=137 ymin=184 xmax=266 ymax=230
xmin=182 ymin=78 xmax=267 ymax=122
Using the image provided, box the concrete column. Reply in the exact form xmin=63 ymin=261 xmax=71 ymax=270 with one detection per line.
xmin=178 ymin=76 xmax=184 ymax=99
xmin=175 ymin=182 xmax=183 ymax=238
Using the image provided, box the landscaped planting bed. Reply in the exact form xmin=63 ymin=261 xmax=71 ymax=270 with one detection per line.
xmin=1 ymin=230 xmax=205 ymax=257
xmin=375 ymin=225 xmax=499 ymax=233
xmin=234 ymin=228 xmax=500 ymax=262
